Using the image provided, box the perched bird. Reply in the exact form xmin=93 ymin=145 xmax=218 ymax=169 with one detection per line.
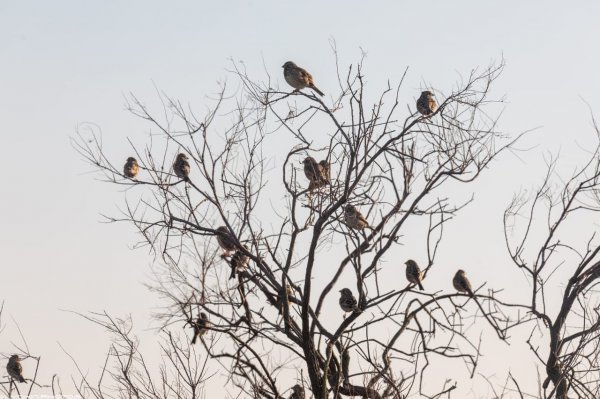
xmin=6 ymin=355 xmax=25 ymax=383
xmin=453 ymin=269 xmax=474 ymax=297
xmin=302 ymin=156 xmax=322 ymax=183
xmin=289 ymin=384 xmax=305 ymax=399
xmin=416 ymin=90 xmax=437 ymax=116
xmin=344 ymin=204 xmax=371 ymax=230
xmin=318 ymin=160 xmax=331 ymax=185
xmin=230 ymin=246 xmax=250 ymax=280
xmin=282 ymin=61 xmax=324 ymax=97
xmin=191 ymin=312 xmax=210 ymax=344
xmin=173 ymin=153 xmax=191 ymax=181
xmin=123 ymin=157 xmax=139 ymax=179
xmin=339 ymin=288 xmax=358 ymax=313
xmin=278 ymin=283 xmax=294 ymax=312
xmin=405 ymin=259 xmax=424 ymax=291
xmin=216 ymin=226 xmax=236 ymax=257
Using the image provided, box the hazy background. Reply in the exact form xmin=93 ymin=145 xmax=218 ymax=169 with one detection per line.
xmin=1 ymin=1 xmax=599 ymax=397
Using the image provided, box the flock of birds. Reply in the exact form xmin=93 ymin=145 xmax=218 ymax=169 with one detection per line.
xmin=2 ymin=63 xmax=473 ymax=399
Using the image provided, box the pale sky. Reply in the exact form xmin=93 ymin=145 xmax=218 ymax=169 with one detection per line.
xmin=1 ymin=1 xmax=599 ymax=398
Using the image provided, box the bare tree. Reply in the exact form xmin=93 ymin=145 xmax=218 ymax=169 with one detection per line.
xmin=73 ymin=53 xmax=553 ymax=399
xmin=504 ymin=115 xmax=600 ymax=399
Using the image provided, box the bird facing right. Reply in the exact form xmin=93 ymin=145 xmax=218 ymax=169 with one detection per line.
xmin=344 ymin=204 xmax=370 ymax=230
xmin=7 ymin=355 xmax=25 ymax=383
xmin=216 ymin=226 xmax=236 ymax=257
xmin=339 ymin=288 xmax=358 ymax=313
xmin=282 ymin=61 xmax=324 ymax=97
xmin=405 ymin=259 xmax=424 ymax=291
xmin=123 ymin=157 xmax=139 ymax=179
xmin=453 ymin=269 xmax=474 ymax=297
xmin=288 ymin=384 xmax=305 ymax=399
xmin=173 ymin=153 xmax=191 ymax=181
xmin=191 ymin=312 xmax=210 ymax=344
xmin=416 ymin=90 xmax=437 ymax=116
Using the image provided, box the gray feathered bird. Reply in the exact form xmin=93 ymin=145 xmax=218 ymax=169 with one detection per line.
xmin=282 ymin=61 xmax=324 ymax=97
xmin=405 ymin=259 xmax=424 ymax=291
xmin=453 ymin=269 xmax=474 ymax=297
xmin=173 ymin=153 xmax=191 ymax=181
xmin=339 ymin=288 xmax=358 ymax=313
xmin=216 ymin=226 xmax=236 ymax=257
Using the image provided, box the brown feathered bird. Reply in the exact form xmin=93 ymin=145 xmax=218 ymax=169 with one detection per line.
xmin=453 ymin=269 xmax=474 ymax=297
xmin=416 ymin=90 xmax=437 ymax=116
xmin=288 ymin=384 xmax=305 ymax=399
xmin=339 ymin=288 xmax=358 ymax=313
xmin=216 ymin=226 xmax=236 ymax=257
xmin=405 ymin=259 xmax=424 ymax=291
xmin=173 ymin=153 xmax=191 ymax=181
xmin=123 ymin=157 xmax=139 ymax=179
xmin=7 ymin=355 xmax=25 ymax=383
xmin=230 ymin=246 xmax=249 ymax=280
xmin=302 ymin=156 xmax=321 ymax=183
xmin=282 ymin=61 xmax=324 ymax=97
xmin=191 ymin=312 xmax=210 ymax=344
xmin=318 ymin=160 xmax=330 ymax=184
xmin=344 ymin=204 xmax=370 ymax=230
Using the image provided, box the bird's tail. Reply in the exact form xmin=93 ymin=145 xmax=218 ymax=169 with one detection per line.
xmin=191 ymin=332 xmax=198 ymax=345
xmin=311 ymin=85 xmax=324 ymax=97
xmin=418 ymin=282 xmax=424 ymax=291
xmin=19 ymin=376 xmax=26 ymax=383
xmin=229 ymin=267 xmax=236 ymax=280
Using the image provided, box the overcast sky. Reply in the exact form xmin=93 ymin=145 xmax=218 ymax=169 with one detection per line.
xmin=1 ymin=1 xmax=599 ymax=398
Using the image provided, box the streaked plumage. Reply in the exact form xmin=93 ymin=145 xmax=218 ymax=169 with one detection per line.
xmin=339 ymin=288 xmax=358 ymax=313
xmin=7 ymin=355 xmax=25 ymax=383
xmin=230 ymin=246 xmax=249 ymax=280
xmin=416 ymin=91 xmax=437 ymax=116
xmin=191 ymin=312 xmax=210 ymax=344
xmin=302 ymin=157 xmax=321 ymax=183
xmin=405 ymin=259 xmax=424 ymax=291
xmin=123 ymin=157 xmax=139 ymax=179
xmin=344 ymin=205 xmax=370 ymax=230
xmin=282 ymin=61 xmax=324 ymax=97
xmin=453 ymin=269 xmax=473 ymax=297
xmin=173 ymin=153 xmax=191 ymax=181
xmin=318 ymin=160 xmax=330 ymax=184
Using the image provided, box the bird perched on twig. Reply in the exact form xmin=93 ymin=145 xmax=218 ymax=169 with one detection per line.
xmin=339 ymin=288 xmax=358 ymax=313
xmin=303 ymin=157 xmax=330 ymax=191
xmin=288 ymin=384 xmax=305 ymax=399
xmin=282 ymin=61 xmax=324 ymax=97
xmin=230 ymin=246 xmax=249 ymax=280
xmin=453 ymin=269 xmax=474 ymax=297
xmin=344 ymin=205 xmax=371 ymax=230
xmin=173 ymin=153 xmax=191 ymax=181
xmin=278 ymin=283 xmax=294 ymax=313
xmin=123 ymin=157 xmax=139 ymax=179
xmin=6 ymin=355 xmax=25 ymax=383
xmin=416 ymin=91 xmax=437 ymax=116
xmin=216 ymin=226 xmax=236 ymax=257
xmin=191 ymin=312 xmax=210 ymax=344
xmin=405 ymin=259 xmax=424 ymax=291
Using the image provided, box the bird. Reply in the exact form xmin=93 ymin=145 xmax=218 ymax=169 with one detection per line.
xmin=289 ymin=384 xmax=305 ymax=399
xmin=123 ymin=157 xmax=139 ymax=179
xmin=278 ymin=283 xmax=294 ymax=312
xmin=302 ymin=156 xmax=322 ymax=184
xmin=344 ymin=204 xmax=371 ymax=230
xmin=339 ymin=288 xmax=358 ymax=313
xmin=416 ymin=91 xmax=437 ymax=116
xmin=191 ymin=312 xmax=210 ymax=344
xmin=6 ymin=355 xmax=25 ymax=383
xmin=173 ymin=153 xmax=191 ymax=181
xmin=230 ymin=246 xmax=249 ymax=280
xmin=318 ymin=160 xmax=331 ymax=185
xmin=282 ymin=61 xmax=324 ymax=97
xmin=216 ymin=226 xmax=236 ymax=257
xmin=453 ymin=269 xmax=474 ymax=297
xmin=405 ymin=259 xmax=424 ymax=291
